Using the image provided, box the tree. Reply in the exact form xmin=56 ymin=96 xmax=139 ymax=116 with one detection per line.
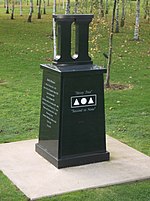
xmin=27 ymin=0 xmax=33 ymax=22
xmin=11 ymin=0 xmax=15 ymax=19
xmin=43 ymin=0 xmax=46 ymax=14
xmin=120 ymin=0 xmax=125 ymax=27
xmin=105 ymin=0 xmax=117 ymax=88
xmin=62 ymin=0 xmax=65 ymax=9
xmin=37 ymin=0 xmax=42 ymax=19
xmin=105 ymin=0 xmax=109 ymax=14
xmin=115 ymin=0 xmax=120 ymax=33
xmin=65 ymin=0 xmax=70 ymax=14
xmin=133 ymin=0 xmax=140 ymax=40
xmin=5 ymin=0 xmax=9 ymax=14
xmin=99 ymin=0 xmax=104 ymax=17
xmin=143 ymin=0 xmax=149 ymax=21
xmin=90 ymin=0 xmax=93 ymax=13
xmin=53 ymin=0 xmax=57 ymax=59
xmin=20 ymin=0 xmax=23 ymax=16
xmin=74 ymin=0 xmax=79 ymax=14
xmin=84 ymin=0 xmax=88 ymax=13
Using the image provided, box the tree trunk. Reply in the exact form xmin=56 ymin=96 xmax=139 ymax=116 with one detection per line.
xmin=65 ymin=0 xmax=70 ymax=14
xmin=120 ymin=0 xmax=125 ymax=27
xmin=20 ymin=0 xmax=23 ymax=16
xmin=37 ymin=0 xmax=42 ymax=19
xmin=27 ymin=0 xmax=33 ymax=22
xmin=85 ymin=0 xmax=88 ymax=13
xmin=6 ymin=0 xmax=9 ymax=14
xmin=90 ymin=0 xmax=93 ymax=13
xmin=58 ymin=0 xmax=60 ymax=10
xmin=74 ymin=0 xmax=79 ymax=14
xmin=115 ymin=0 xmax=120 ymax=33
xmin=143 ymin=0 xmax=149 ymax=21
xmin=62 ymin=0 xmax=65 ymax=9
xmin=99 ymin=0 xmax=104 ymax=17
xmin=133 ymin=0 xmax=140 ymax=40
xmin=105 ymin=0 xmax=117 ymax=88
xmin=11 ymin=1 xmax=15 ymax=19
xmin=105 ymin=0 xmax=109 ymax=14
xmin=43 ymin=0 xmax=46 ymax=14
xmin=53 ymin=0 xmax=57 ymax=59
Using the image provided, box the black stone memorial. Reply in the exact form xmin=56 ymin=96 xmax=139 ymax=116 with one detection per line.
xmin=36 ymin=14 xmax=110 ymax=168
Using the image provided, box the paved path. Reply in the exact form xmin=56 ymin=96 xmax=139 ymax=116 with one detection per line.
xmin=0 ymin=136 xmax=150 ymax=200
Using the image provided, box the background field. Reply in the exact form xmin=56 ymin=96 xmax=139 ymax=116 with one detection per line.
xmin=0 ymin=1 xmax=150 ymax=200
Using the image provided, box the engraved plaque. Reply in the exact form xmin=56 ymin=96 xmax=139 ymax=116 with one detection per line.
xmin=38 ymin=70 xmax=61 ymax=158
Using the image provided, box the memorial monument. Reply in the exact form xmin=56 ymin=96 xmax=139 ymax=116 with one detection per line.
xmin=36 ymin=14 xmax=110 ymax=168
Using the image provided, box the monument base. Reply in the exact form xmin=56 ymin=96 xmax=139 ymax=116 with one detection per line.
xmin=36 ymin=64 xmax=109 ymax=169
xmin=36 ymin=143 xmax=109 ymax=169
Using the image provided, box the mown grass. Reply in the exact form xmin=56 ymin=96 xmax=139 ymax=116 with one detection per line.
xmin=0 ymin=170 xmax=149 ymax=201
xmin=0 ymin=1 xmax=150 ymax=201
xmin=0 ymin=171 xmax=27 ymax=201
xmin=38 ymin=180 xmax=150 ymax=201
xmin=0 ymin=9 xmax=53 ymax=142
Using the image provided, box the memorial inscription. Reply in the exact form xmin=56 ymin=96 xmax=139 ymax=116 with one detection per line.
xmin=41 ymin=76 xmax=59 ymax=130
xmin=71 ymin=89 xmax=97 ymax=113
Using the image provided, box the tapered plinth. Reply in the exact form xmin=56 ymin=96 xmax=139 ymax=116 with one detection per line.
xmin=36 ymin=64 xmax=109 ymax=168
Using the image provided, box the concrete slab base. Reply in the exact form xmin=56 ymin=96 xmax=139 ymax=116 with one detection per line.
xmin=0 ymin=136 xmax=150 ymax=200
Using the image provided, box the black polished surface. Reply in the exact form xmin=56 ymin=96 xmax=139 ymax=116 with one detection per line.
xmin=60 ymin=69 xmax=106 ymax=157
xmin=36 ymin=14 xmax=109 ymax=168
xmin=53 ymin=14 xmax=94 ymax=66
xmin=36 ymin=64 xmax=109 ymax=168
xmin=38 ymin=69 xmax=61 ymax=158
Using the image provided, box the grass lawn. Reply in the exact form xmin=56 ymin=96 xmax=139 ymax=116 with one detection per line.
xmin=0 ymin=1 xmax=150 ymax=201
xmin=0 ymin=170 xmax=150 ymax=201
